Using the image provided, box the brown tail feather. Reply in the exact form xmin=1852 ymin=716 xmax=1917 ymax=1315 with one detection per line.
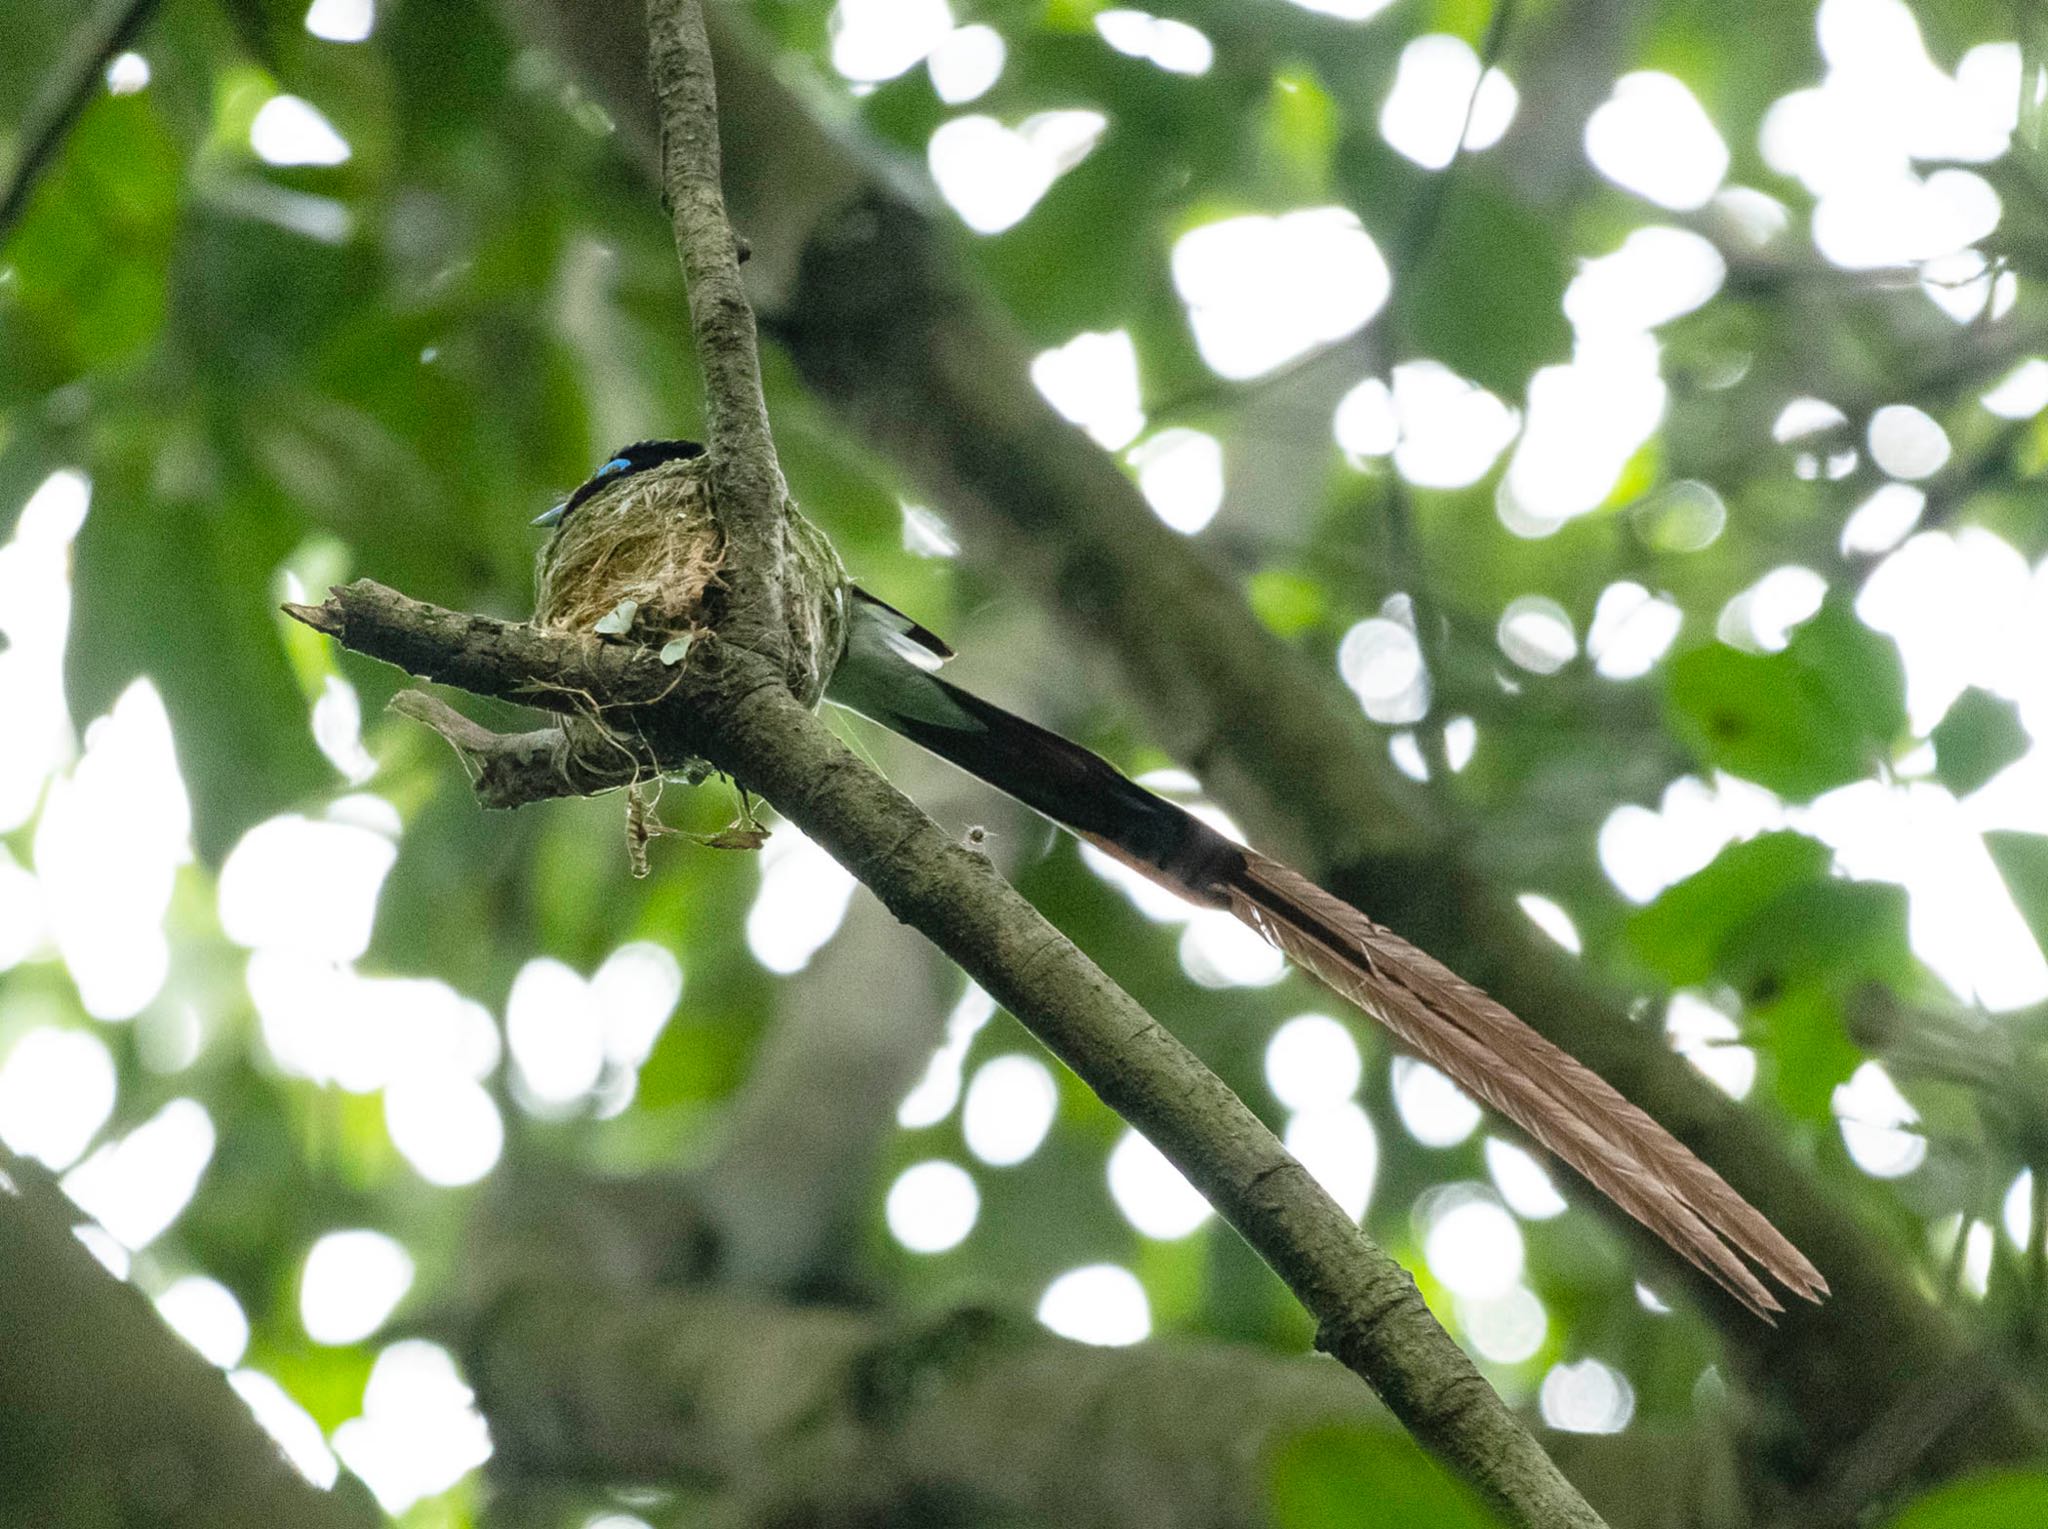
xmin=1228 ymin=849 xmax=1828 ymax=1318
xmin=836 ymin=632 xmax=1826 ymax=1318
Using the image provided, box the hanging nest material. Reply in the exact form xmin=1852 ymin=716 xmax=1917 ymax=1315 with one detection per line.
xmin=534 ymin=452 xmax=849 ymax=708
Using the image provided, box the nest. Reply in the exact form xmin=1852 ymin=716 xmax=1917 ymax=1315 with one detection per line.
xmin=534 ymin=452 xmax=848 ymax=708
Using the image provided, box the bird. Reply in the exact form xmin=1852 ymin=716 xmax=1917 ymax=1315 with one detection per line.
xmin=540 ymin=440 xmax=1829 ymax=1320
xmin=532 ymin=439 xmax=706 ymax=529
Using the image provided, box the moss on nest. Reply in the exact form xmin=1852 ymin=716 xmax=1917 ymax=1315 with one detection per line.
xmin=534 ymin=452 xmax=848 ymax=708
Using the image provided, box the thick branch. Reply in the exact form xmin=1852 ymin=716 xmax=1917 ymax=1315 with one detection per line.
xmin=285 ymin=589 xmax=670 ymax=708
xmin=0 ymin=1148 xmax=384 ymax=1529
xmin=473 ymin=1284 xmax=1383 ymax=1529
xmin=472 ymin=1279 xmax=1721 ymax=1529
xmin=286 ymin=580 xmax=1605 ymax=1529
xmin=644 ymin=0 xmax=789 ymax=655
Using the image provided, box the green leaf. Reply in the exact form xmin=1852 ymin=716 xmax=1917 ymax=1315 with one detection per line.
xmin=1424 ymin=0 xmax=1497 ymax=43
xmin=1268 ymin=1425 xmax=1504 ymax=1529
xmin=1986 ymin=832 xmax=2048 ymax=962
xmin=1675 ymin=871 xmax=1911 ymax=1125
xmin=1248 ymin=569 xmax=1326 ymax=637
xmin=1887 ymin=1470 xmax=2048 ymax=1529
xmin=1725 ymin=879 xmax=1912 ymax=1002
xmin=1664 ymin=599 xmax=1905 ymax=800
xmin=256 ymin=1344 xmax=376 ymax=1434
xmin=1630 ymin=832 xmax=1829 ymax=985
xmin=1796 ymin=597 xmax=1907 ymax=741
xmin=1393 ymin=181 xmax=1570 ymax=400
xmin=1260 ymin=67 xmax=1340 ymax=203
xmin=1930 ymin=687 xmax=2028 ymax=798
xmin=1751 ymin=985 xmax=1863 ymax=1124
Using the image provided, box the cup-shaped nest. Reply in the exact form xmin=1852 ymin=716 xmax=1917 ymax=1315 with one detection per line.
xmin=534 ymin=454 xmax=848 ymax=707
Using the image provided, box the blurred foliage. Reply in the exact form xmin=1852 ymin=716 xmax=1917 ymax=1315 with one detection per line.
xmin=1268 ymin=1425 xmax=1504 ymax=1529
xmin=1886 ymin=1470 xmax=2048 ymax=1529
xmin=4 ymin=0 xmax=2048 ymax=1526
xmin=1664 ymin=596 xmax=1906 ymax=799
xmin=1934 ymin=686 xmax=2030 ymax=797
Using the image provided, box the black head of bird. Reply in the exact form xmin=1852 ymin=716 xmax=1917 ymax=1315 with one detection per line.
xmin=533 ymin=439 xmax=706 ymax=527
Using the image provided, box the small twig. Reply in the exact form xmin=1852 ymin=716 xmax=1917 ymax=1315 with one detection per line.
xmin=1378 ymin=476 xmax=1452 ymax=780
xmin=0 ymin=0 xmax=165 ymax=243
xmin=1386 ymin=0 xmax=1519 ymax=287
xmin=389 ymin=689 xmax=514 ymax=754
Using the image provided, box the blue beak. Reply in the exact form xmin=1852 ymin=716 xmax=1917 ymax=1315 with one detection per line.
xmin=532 ymin=502 xmax=566 ymax=527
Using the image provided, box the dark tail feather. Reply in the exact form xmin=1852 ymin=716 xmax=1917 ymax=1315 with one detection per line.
xmin=869 ymin=676 xmax=1826 ymax=1316
xmin=875 ymin=673 xmax=1248 ymax=901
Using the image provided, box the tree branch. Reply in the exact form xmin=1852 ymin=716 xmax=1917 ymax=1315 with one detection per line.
xmin=0 ymin=0 xmax=163 ymax=242
xmin=645 ymin=0 xmax=790 ymax=658
xmin=286 ymin=578 xmax=1604 ymax=1529
xmin=0 ymin=1147 xmax=385 ymax=1528
xmin=386 ymin=689 xmax=653 ymax=807
xmin=472 ymin=1283 xmax=1383 ymax=1528
xmin=470 ymin=1276 xmax=1728 ymax=1529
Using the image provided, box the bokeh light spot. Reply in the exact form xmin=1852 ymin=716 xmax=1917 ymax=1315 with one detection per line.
xmin=301 ymin=1229 xmax=414 ymax=1345
xmin=250 ymin=96 xmax=352 ymax=166
xmin=1423 ymin=1189 xmax=1524 ymax=1299
xmin=1540 ymin=1358 xmax=1636 ymax=1434
xmin=1108 ymin=1128 xmax=1212 ymax=1240
xmin=155 ymin=1275 xmax=250 ymax=1368
xmin=962 ymin=1053 xmax=1059 ymax=1166
xmin=1265 ymin=1014 xmax=1363 ymax=1110
xmin=1172 ymin=209 xmax=1390 ymax=380
xmin=1038 ymin=1264 xmax=1151 ymax=1346
xmin=1585 ymin=73 xmax=1727 ymax=209
xmin=1393 ymin=1058 xmax=1481 ymax=1147
xmin=885 ymin=1159 xmax=979 ymax=1253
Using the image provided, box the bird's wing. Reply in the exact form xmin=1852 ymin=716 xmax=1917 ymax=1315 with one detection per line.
xmin=849 ymin=585 xmax=955 ymax=668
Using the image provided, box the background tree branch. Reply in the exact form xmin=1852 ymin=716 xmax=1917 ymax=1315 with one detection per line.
xmin=472 ymin=1273 xmax=1739 ymax=1529
xmin=0 ymin=1147 xmax=386 ymax=1529
xmin=0 ymin=0 xmax=162 ymax=240
xmin=691 ymin=883 xmax=955 ymax=1297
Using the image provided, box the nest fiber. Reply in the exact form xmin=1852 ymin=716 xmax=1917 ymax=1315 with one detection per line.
xmin=534 ymin=453 xmax=848 ymax=707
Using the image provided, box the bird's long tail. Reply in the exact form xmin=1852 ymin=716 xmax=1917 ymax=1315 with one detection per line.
xmin=830 ymin=642 xmax=1827 ymax=1318
xmin=1225 ymin=849 xmax=1826 ymax=1316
